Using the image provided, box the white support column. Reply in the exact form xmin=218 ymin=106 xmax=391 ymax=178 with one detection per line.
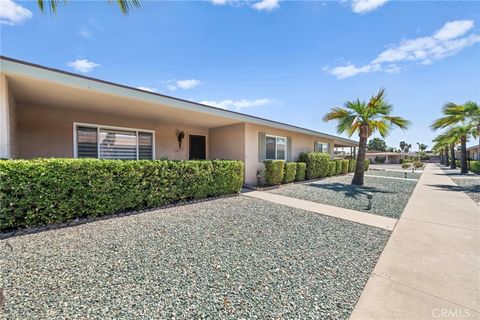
xmin=0 ymin=74 xmax=11 ymax=159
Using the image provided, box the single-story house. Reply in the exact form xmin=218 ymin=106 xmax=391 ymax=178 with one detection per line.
xmin=366 ymin=151 xmax=412 ymax=164
xmin=0 ymin=56 xmax=358 ymax=185
xmin=467 ymin=144 xmax=480 ymax=161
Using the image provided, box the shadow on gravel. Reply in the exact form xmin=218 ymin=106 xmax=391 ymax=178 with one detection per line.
xmin=428 ymin=184 xmax=480 ymax=194
xmin=306 ymin=182 xmax=391 ymax=198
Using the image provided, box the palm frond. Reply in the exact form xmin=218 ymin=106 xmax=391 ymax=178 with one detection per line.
xmin=112 ymin=0 xmax=142 ymax=15
xmin=383 ymin=116 xmax=410 ymax=130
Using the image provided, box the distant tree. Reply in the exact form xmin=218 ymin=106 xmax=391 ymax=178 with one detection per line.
xmin=386 ymin=147 xmax=400 ymax=152
xmin=367 ymin=137 xmax=388 ymax=151
xmin=399 ymin=141 xmax=412 ymax=153
xmin=431 ymin=101 xmax=479 ymax=174
xmin=417 ymin=143 xmax=428 ymax=152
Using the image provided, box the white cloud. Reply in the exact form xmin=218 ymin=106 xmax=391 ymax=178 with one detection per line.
xmin=351 ymin=0 xmax=388 ymax=14
xmin=137 ymin=86 xmax=157 ymax=92
xmin=166 ymin=79 xmax=201 ymax=91
xmin=78 ymin=28 xmax=93 ymax=39
xmin=200 ymin=98 xmax=275 ymax=110
xmin=328 ymin=20 xmax=480 ymax=79
xmin=0 ymin=0 xmax=33 ymax=26
xmin=210 ymin=0 xmax=229 ymax=4
xmin=434 ymin=20 xmax=474 ymax=41
xmin=252 ymin=0 xmax=279 ymax=12
xmin=209 ymin=0 xmax=280 ymax=11
xmin=67 ymin=59 xmax=100 ymax=73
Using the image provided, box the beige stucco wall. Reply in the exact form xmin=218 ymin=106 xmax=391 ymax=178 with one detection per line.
xmin=208 ymin=123 xmax=245 ymax=160
xmin=16 ymin=103 xmax=209 ymax=160
xmin=244 ymin=123 xmax=335 ymax=185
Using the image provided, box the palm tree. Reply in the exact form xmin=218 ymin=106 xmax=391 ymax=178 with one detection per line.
xmin=432 ymin=102 xmax=479 ymax=174
xmin=37 ymin=0 xmax=141 ymax=15
xmin=323 ymin=88 xmax=410 ymax=185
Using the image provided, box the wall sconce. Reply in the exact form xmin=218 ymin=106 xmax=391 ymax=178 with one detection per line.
xmin=177 ymin=131 xmax=185 ymax=149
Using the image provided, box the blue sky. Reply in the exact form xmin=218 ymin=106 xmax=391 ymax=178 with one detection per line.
xmin=1 ymin=0 xmax=480 ymax=149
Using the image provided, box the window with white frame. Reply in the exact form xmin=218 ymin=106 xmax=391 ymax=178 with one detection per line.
xmin=75 ymin=124 xmax=154 ymax=160
xmin=315 ymin=142 xmax=329 ymax=153
xmin=266 ymin=135 xmax=287 ymax=160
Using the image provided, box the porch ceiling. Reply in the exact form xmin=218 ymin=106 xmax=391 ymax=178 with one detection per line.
xmin=8 ymin=74 xmax=240 ymax=129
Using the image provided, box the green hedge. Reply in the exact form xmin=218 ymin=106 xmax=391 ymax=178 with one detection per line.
xmin=328 ymin=161 xmax=336 ymax=176
xmin=469 ymin=161 xmax=480 ymax=174
xmin=283 ymin=162 xmax=297 ymax=183
xmin=264 ymin=160 xmax=285 ymax=185
xmin=341 ymin=160 xmax=349 ymax=174
xmin=295 ymin=163 xmax=306 ymax=181
xmin=0 ymin=159 xmax=244 ymax=231
xmin=348 ymin=159 xmax=357 ymax=173
xmin=298 ymin=152 xmax=331 ymax=179
xmin=364 ymin=159 xmax=370 ymax=171
xmin=334 ymin=160 xmax=342 ymax=175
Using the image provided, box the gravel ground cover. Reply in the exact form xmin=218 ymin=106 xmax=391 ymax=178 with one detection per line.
xmin=367 ymin=169 xmax=422 ymax=179
xmin=269 ymin=175 xmax=418 ymax=218
xmin=1 ymin=196 xmax=390 ymax=319
xmin=450 ymin=178 xmax=480 ymax=204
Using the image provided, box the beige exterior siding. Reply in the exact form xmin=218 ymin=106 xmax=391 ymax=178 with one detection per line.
xmin=209 ymin=123 xmax=245 ymax=160
xmin=16 ymin=103 xmax=209 ymax=160
xmin=243 ymin=123 xmax=335 ymax=185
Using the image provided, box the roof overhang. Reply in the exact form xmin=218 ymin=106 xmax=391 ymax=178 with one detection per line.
xmin=1 ymin=56 xmax=358 ymax=147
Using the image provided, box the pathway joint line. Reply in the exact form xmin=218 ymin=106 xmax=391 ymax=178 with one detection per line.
xmin=242 ymin=191 xmax=397 ymax=231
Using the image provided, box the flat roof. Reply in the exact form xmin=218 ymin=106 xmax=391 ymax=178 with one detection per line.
xmin=0 ymin=55 xmax=358 ymax=146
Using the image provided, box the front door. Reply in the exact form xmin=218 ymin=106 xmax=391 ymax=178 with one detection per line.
xmin=189 ymin=135 xmax=206 ymax=160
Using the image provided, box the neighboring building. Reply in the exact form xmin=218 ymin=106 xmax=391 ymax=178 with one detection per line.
xmin=0 ymin=56 xmax=358 ymax=185
xmin=467 ymin=145 xmax=480 ymax=161
xmin=366 ymin=151 xmax=412 ymax=164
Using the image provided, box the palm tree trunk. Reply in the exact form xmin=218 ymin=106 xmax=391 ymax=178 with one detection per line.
xmin=439 ymin=152 xmax=444 ymax=165
xmin=352 ymin=127 xmax=367 ymax=185
xmin=450 ymin=144 xmax=456 ymax=169
xmin=460 ymin=136 xmax=468 ymax=174
xmin=444 ymin=146 xmax=449 ymax=166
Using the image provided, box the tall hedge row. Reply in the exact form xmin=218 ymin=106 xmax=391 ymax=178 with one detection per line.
xmin=283 ymin=162 xmax=297 ymax=183
xmin=295 ymin=163 xmax=306 ymax=181
xmin=469 ymin=161 xmax=480 ymax=174
xmin=348 ymin=159 xmax=357 ymax=173
xmin=264 ymin=160 xmax=285 ymax=185
xmin=364 ymin=159 xmax=370 ymax=171
xmin=334 ymin=160 xmax=342 ymax=175
xmin=341 ymin=160 xmax=349 ymax=174
xmin=298 ymin=152 xmax=331 ymax=179
xmin=0 ymin=159 xmax=244 ymax=230
xmin=328 ymin=161 xmax=336 ymax=176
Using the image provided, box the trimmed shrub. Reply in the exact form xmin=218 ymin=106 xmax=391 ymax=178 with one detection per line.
xmin=469 ymin=161 xmax=480 ymax=174
xmin=364 ymin=159 xmax=370 ymax=171
xmin=283 ymin=162 xmax=297 ymax=183
xmin=264 ymin=160 xmax=285 ymax=186
xmin=298 ymin=152 xmax=331 ymax=179
xmin=374 ymin=156 xmax=386 ymax=164
xmin=334 ymin=160 xmax=342 ymax=175
xmin=413 ymin=161 xmax=423 ymax=168
xmin=455 ymin=160 xmax=461 ymax=167
xmin=328 ymin=161 xmax=336 ymax=176
xmin=295 ymin=162 xmax=306 ymax=181
xmin=348 ymin=159 xmax=357 ymax=173
xmin=402 ymin=162 xmax=411 ymax=169
xmin=0 ymin=159 xmax=244 ymax=231
xmin=341 ymin=160 xmax=349 ymax=174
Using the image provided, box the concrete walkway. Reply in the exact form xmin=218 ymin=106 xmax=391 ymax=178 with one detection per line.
xmin=365 ymin=174 xmax=419 ymax=181
xmin=351 ymin=164 xmax=480 ymax=319
xmin=242 ymin=190 xmax=397 ymax=231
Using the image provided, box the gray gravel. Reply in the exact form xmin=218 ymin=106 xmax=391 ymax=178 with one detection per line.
xmin=1 ymin=196 xmax=390 ymax=319
xmin=367 ymin=169 xmax=422 ymax=179
xmin=269 ymin=175 xmax=418 ymax=219
xmin=450 ymin=178 xmax=480 ymax=204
